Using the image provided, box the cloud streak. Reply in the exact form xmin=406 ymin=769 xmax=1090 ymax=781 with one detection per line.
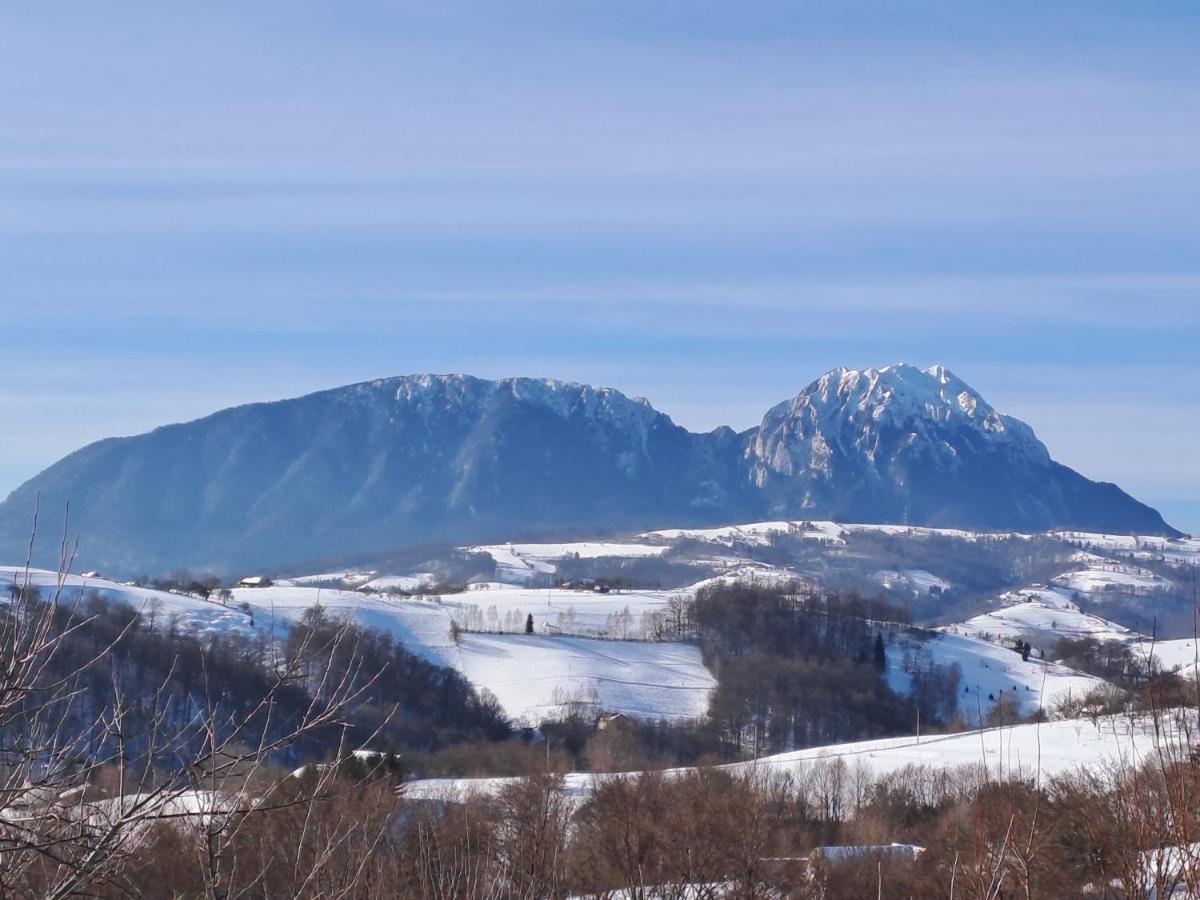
xmin=2 ymin=1 xmax=1198 ymax=529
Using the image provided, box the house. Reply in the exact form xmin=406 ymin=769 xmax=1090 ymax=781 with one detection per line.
xmin=80 ymin=571 xmax=100 ymax=578
xmin=810 ymin=843 xmax=925 ymax=865
xmin=238 ymin=576 xmax=273 ymax=588
xmin=594 ymin=712 xmax=626 ymax=731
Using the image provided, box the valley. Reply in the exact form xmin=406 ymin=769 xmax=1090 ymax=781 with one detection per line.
xmin=7 ymin=515 xmax=1195 ymax=733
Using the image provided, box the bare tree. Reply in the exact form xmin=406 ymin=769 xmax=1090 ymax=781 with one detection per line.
xmin=0 ymin=508 xmax=386 ymax=898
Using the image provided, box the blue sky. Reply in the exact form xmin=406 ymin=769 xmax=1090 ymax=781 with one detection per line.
xmin=3 ymin=1 xmax=1199 ymax=531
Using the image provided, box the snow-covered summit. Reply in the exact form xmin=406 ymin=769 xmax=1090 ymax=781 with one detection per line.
xmin=741 ymin=363 xmax=1167 ymax=535
xmin=759 ymin=363 xmax=1049 ymax=467
xmin=0 ymin=366 xmax=1175 ymax=576
xmin=341 ymin=374 xmax=665 ymax=432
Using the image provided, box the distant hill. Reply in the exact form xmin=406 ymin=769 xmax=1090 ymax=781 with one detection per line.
xmin=0 ymin=365 xmax=1177 ymax=575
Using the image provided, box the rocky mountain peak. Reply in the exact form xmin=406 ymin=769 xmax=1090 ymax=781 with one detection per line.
xmin=0 ymin=367 xmax=1176 ymax=574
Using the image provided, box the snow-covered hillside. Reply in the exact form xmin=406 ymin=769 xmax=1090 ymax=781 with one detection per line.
xmin=0 ymin=569 xmax=710 ymax=726
xmin=9 ymin=507 xmax=1192 ymax=729
xmin=644 ymin=520 xmax=848 ymax=547
xmin=465 ymin=542 xmax=669 ymax=582
xmin=886 ymin=630 xmax=1103 ymax=719
xmin=0 ymin=566 xmax=256 ymax=639
xmin=216 ymin=583 xmax=714 ymax=724
xmin=1052 ymin=564 xmax=1170 ymax=596
xmin=1053 ymin=531 xmax=1200 ymax=567
xmin=641 ymin=519 xmax=1024 ymax=548
xmin=945 ymin=591 xmax=1133 ymax=646
xmin=875 ymin=569 xmax=950 ymax=595
xmin=405 ymin=712 xmax=1174 ymax=803
xmin=1140 ymin=639 xmax=1200 ymax=680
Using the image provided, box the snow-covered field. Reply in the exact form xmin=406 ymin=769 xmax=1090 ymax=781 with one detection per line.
xmin=1052 ymin=531 xmax=1200 ymax=567
xmin=943 ymin=583 xmax=1133 ymax=647
xmin=0 ymin=566 xmax=256 ymax=639
xmin=360 ymin=573 xmax=434 ymax=591
xmin=218 ymin=583 xmax=713 ymax=723
xmin=3 ymin=560 xmax=1113 ymax=726
xmin=686 ymin=563 xmax=807 ymax=592
xmin=0 ymin=570 xmax=710 ymax=726
xmin=887 ymin=630 xmax=1104 ymax=719
xmin=290 ymin=571 xmax=377 ymax=587
xmin=10 ymin=512 xmax=1190 ymax=729
xmin=1052 ymin=563 xmax=1169 ymax=597
xmin=1139 ymin=639 xmax=1200 ymax=680
xmin=739 ymin=713 xmax=1168 ymax=783
xmin=242 ymin=584 xmax=716 ymax=723
xmin=406 ymin=713 xmax=1174 ymax=803
xmin=643 ymin=519 xmax=1031 ymax=548
xmin=644 ymin=520 xmax=847 ymax=547
xmin=875 ymin=569 xmax=950 ymax=595
xmin=946 ymin=600 xmax=1132 ymax=646
xmin=439 ymin=634 xmax=713 ymax=722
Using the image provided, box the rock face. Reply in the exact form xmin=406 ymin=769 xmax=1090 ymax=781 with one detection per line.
xmin=745 ymin=364 xmax=1106 ymax=531
xmin=0 ymin=366 xmax=1177 ymax=574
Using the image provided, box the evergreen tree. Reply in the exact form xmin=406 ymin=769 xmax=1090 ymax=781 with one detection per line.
xmin=525 ymin=613 xmax=535 ymax=635
xmin=873 ymin=632 xmax=887 ymax=671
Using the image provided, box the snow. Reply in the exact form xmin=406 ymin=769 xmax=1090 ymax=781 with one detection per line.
xmin=739 ymin=713 xmax=1167 ymax=783
xmin=999 ymin=586 xmax=1083 ymax=611
xmin=874 ymin=569 xmax=950 ymax=594
xmin=644 ymin=520 xmax=847 ymax=547
xmin=437 ymin=633 xmax=713 ymax=723
xmin=1139 ymin=844 xmax=1200 ymax=899
xmin=946 ymin=600 xmax=1131 ymax=646
xmin=3 ymin=563 xmax=1105 ymax=728
xmin=1136 ymin=639 xmax=1200 ymax=681
xmin=844 ymin=522 xmax=1016 ymax=541
xmin=642 ymin=519 xmax=1025 ymax=548
xmin=0 ymin=570 xmax=710 ymax=726
xmin=88 ymin=790 xmax=235 ymax=825
xmin=467 ymin=541 xmax=669 ymax=581
xmin=886 ymin=630 xmax=1104 ymax=719
xmin=290 ymin=571 xmax=377 ymax=587
xmin=0 ymin=566 xmax=255 ymax=639
xmin=440 ymin=584 xmax=688 ymax=637
xmin=1052 ymin=564 xmax=1169 ymax=596
xmin=686 ymin=564 xmax=807 ymax=592
xmin=1052 ymin=531 xmax=1200 ymax=567
xmin=471 ymin=541 xmax=670 ymax=561
xmin=361 ymin=573 xmax=434 ymax=591
xmin=405 ymin=713 xmax=1175 ymax=803
xmin=222 ymin=584 xmax=713 ymax=724
xmin=784 ymin=364 xmax=1047 ymax=460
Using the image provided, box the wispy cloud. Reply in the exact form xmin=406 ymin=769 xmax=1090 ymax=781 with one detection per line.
xmin=2 ymin=1 xmax=1198 ymax=528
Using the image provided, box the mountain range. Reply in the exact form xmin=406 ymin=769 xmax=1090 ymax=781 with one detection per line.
xmin=0 ymin=364 xmax=1177 ymax=575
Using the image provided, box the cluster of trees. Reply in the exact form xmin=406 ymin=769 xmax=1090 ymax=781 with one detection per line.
xmin=129 ymin=569 xmax=233 ymax=603
xmin=40 ymin=725 xmax=1200 ymax=898
xmin=693 ymin=580 xmax=907 ymax=660
xmin=451 ymin=604 xmax=534 ymax=635
xmin=0 ymin=589 xmax=511 ymax=777
xmin=545 ymin=554 xmax=701 ymax=591
xmin=723 ymin=530 xmax=1072 ymax=621
xmin=284 ymin=606 xmax=511 ymax=753
xmin=1051 ymin=635 xmax=1198 ymax=698
xmin=690 ymin=582 xmax=951 ymax=755
xmin=10 ymin=550 xmax=1200 ymax=895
